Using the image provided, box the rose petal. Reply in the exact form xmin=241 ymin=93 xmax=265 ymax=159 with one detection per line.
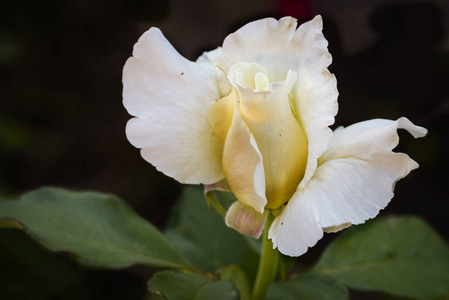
xmin=217 ymin=16 xmax=298 ymax=77
xmin=223 ymin=101 xmax=267 ymax=213
xmin=312 ymin=118 xmax=427 ymax=229
xmin=208 ymin=88 xmax=236 ymax=141
xmin=123 ymin=28 xmax=224 ymax=184
xmin=215 ymin=16 xmax=339 ymax=191
xmin=229 ymin=64 xmax=308 ymax=209
xmin=292 ymin=16 xmax=339 ymax=190
xmin=270 ymin=117 xmax=427 ymax=256
xmin=268 ymin=194 xmax=323 ymax=257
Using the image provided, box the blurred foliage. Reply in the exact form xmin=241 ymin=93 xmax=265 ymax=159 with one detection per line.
xmin=314 ymin=217 xmax=449 ymax=299
xmin=0 ymin=33 xmax=23 ymax=68
xmin=266 ymin=274 xmax=349 ymax=300
xmin=1 ymin=186 xmax=449 ymax=299
xmin=148 ymin=271 xmax=239 ymax=300
xmin=0 ymin=188 xmax=191 ymax=269
xmin=0 ymin=229 xmax=149 ymax=300
xmin=165 ymin=187 xmax=260 ymax=280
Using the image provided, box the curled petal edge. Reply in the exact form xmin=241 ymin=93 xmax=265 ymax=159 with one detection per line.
xmin=270 ymin=117 xmax=427 ymax=257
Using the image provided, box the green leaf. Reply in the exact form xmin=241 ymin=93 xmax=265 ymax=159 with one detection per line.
xmin=220 ymin=265 xmax=251 ymax=300
xmin=0 ymin=187 xmax=191 ymax=269
xmin=165 ymin=186 xmax=259 ymax=279
xmin=148 ymin=271 xmax=210 ymax=300
xmin=194 ymin=280 xmax=239 ymax=300
xmin=148 ymin=271 xmax=239 ymax=300
xmin=313 ymin=216 xmax=449 ymax=300
xmin=266 ymin=274 xmax=349 ymax=300
xmin=0 ymin=229 xmax=149 ymax=300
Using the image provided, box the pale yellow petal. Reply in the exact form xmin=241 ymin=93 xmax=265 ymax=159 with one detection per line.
xmin=229 ymin=64 xmax=308 ymax=209
xmin=223 ymin=101 xmax=267 ymax=213
xmin=208 ymin=88 xmax=236 ymax=141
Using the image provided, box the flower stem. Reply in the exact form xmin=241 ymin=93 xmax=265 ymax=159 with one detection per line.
xmin=251 ymin=212 xmax=278 ymax=300
xmin=204 ymin=190 xmax=227 ymax=218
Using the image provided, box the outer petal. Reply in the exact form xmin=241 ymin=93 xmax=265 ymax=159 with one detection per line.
xmin=223 ymin=101 xmax=267 ymax=213
xmin=196 ymin=47 xmax=223 ymax=64
xmin=216 ymin=17 xmax=298 ymax=77
xmin=293 ymin=16 xmax=338 ymax=190
xmin=270 ymin=118 xmax=427 ymax=256
xmin=269 ymin=193 xmax=323 ymax=256
xmin=313 ymin=118 xmax=427 ymax=229
xmin=123 ymin=28 xmax=224 ymax=184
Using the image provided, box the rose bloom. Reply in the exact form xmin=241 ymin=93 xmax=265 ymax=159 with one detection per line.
xmin=123 ymin=16 xmax=427 ymax=256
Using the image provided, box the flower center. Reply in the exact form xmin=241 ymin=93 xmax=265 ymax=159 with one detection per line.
xmin=228 ymin=62 xmax=309 ymax=209
xmin=228 ymin=63 xmax=272 ymax=92
xmin=233 ymin=70 xmax=270 ymax=92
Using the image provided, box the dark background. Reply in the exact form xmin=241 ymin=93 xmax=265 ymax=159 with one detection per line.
xmin=1 ymin=0 xmax=448 ymax=299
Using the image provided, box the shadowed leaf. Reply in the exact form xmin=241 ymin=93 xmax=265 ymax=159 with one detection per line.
xmin=314 ymin=216 xmax=449 ymax=300
xmin=0 ymin=187 xmax=191 ymax=269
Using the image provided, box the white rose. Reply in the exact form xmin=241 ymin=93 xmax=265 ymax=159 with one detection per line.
xmin=123 ymin=16 xmax=427 ymax=256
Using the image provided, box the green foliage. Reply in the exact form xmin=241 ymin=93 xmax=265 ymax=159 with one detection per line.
xmin=0 ymin=115 xmax=31 ymax=154
xmin=266 ymin=274 xmax=349 ymax=300
xmin=165 ymin=186 xmax=260 ymax=280
xmin=313 ymin=216 xmax=449 ymax=300
xmin=148 ymin=271 xmax=210 ymax=300
xmin=0 ymin=229 xmax=148 ymax=300
xmin=0 ymin=33 xmax=23 ymax=67
xmin=0 ymin=187 xmax=191 ymax=269
xmin=2 ymin=186 xmax=449 ymax=300
xmin=148 ymin=271 xmax=239 ymax=300
xmin=220 ymin=265 xmax=251 ymax=300
xmin=194 ymin=280 xmax=240 ymax=300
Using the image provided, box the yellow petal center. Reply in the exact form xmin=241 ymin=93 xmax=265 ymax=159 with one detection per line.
xmin=209 ymin=62 xmax=308 ymax=210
